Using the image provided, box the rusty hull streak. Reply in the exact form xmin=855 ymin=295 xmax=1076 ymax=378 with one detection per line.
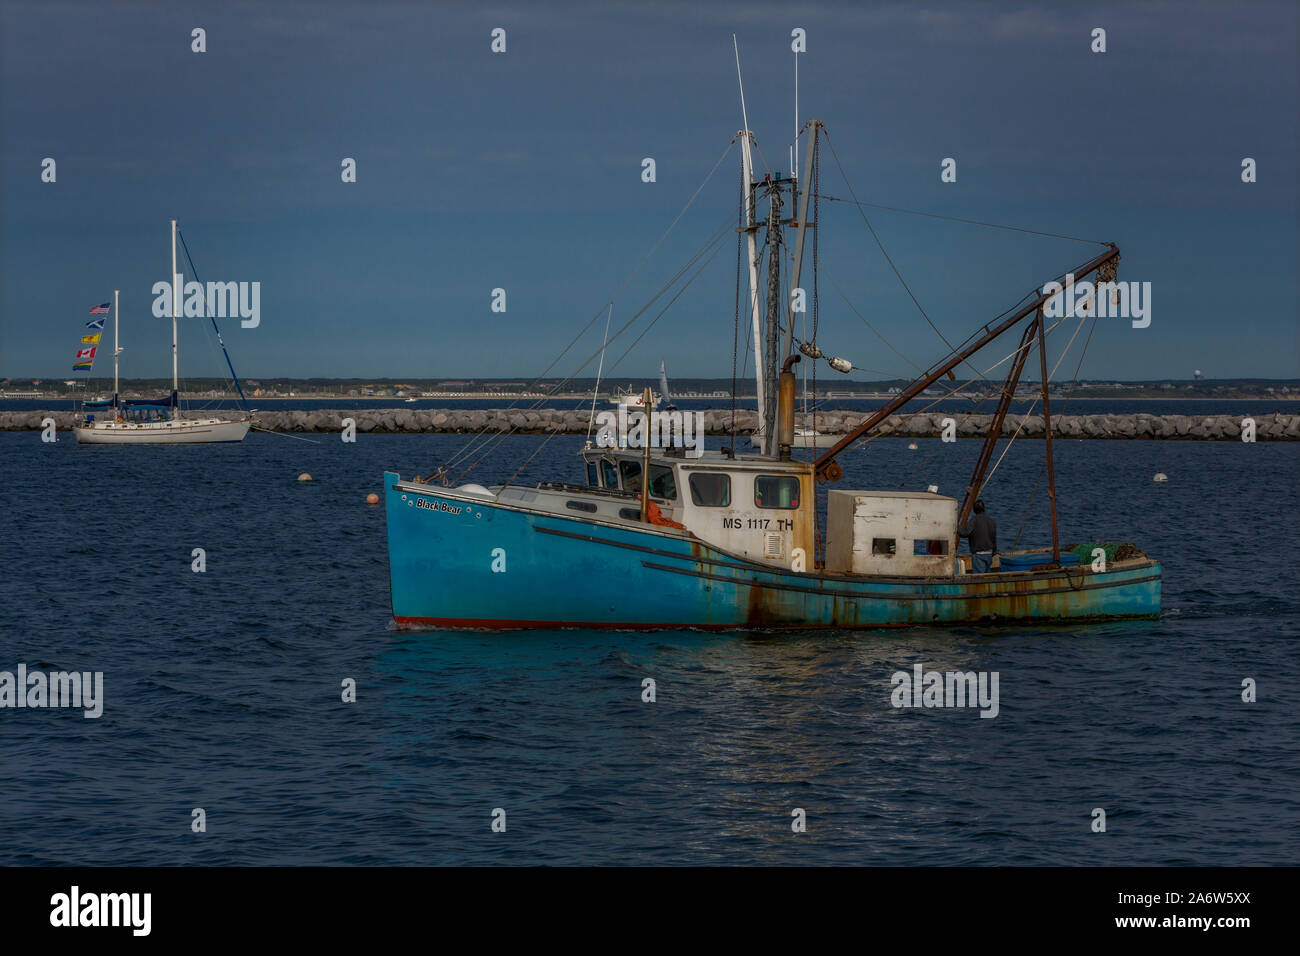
xmin=531 ymin=515 xmax=1159 ymax=628
xmin=652 ymin=557 xmax=1160 ymax=628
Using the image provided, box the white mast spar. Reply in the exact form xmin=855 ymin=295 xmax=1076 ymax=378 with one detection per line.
xmin=112 ymin=289 xmax=119 ymax=410
xmin=733 ymin=35 xmax=766 ymax=444
xmin=171 ymin=218 xmax=180 ymax=419
xmin=793 ymin=47 xmax=805 ymax=408
xmin=792 ymin=45 xmax=799 ymax=178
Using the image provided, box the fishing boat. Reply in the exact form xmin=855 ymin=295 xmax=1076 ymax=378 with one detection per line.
xmin=607 ymin=385 xmax=645 ymax=408
xmin=74 ymin=220 xmax=252 ymax=444
xmin=384 ymin=112 xmax=1160 ymax=630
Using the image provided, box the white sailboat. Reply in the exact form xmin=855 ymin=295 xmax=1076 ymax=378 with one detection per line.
xmin=657 ymin=360 xmax=677 ymax=411
xmin=74 ymin=220 xmax=252 ymax=444
xmin=749 ymin=423 xmax=833 ymax=449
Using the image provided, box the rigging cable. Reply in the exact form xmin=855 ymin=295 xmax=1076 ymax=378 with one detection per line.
xmin=176 ymin=228 xmax=251 ymax=414
xmin=979 ymin=296 xmax=1097 ymax=494
xmin=450 ymin=218 xmax=736 ymax=484
xmin=440 ymin=205 xmax=740 ymax=479
xmin=821 ymin=132 xmax=993 ymax=389
xmin=1010 ymin=313 xmax=1100 ymax=549
xmin=431 ymin=137 xmax=739 ymax=479
xmin=847 ymin=301 xmax=1085 ymax=454
xmin=585 ymin=303 xmax=614 ymax=441
xmin=816 ymin=195 xmax=1111 ymax=247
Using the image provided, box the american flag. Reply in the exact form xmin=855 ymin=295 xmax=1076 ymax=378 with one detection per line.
xmin=89 ymin=302 xmax=110 ymax=314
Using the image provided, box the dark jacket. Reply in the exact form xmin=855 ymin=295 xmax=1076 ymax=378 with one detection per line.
xmin=959 ymin=513 xmax=997 ymax=553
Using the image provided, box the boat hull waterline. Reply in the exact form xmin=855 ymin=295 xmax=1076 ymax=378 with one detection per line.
xmin=385 ymin=475 xmax=1161 ymax=630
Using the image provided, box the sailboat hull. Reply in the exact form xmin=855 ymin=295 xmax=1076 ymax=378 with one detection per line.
xmin=749 ymin=432 xmax=835 ymax=449
xmin=385 ymin=474 xmax=1161 ymax=630
xmin=74 ymin=418 xmax=251 ymax=444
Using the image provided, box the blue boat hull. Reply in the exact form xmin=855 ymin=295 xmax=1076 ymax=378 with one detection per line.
xmin=385 ymin=473 xmax=1162 ymax=630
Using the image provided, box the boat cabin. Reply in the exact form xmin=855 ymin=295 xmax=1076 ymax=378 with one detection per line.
xmin=481 ymin=446 xmax=965 ymax=578
xmin=575 ymin=446 xmax=817 ymax=568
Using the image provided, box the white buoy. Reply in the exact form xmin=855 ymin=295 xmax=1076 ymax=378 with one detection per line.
xmin=1153 ymin=472 xmax=1168 ymax=482
xmin=927 ymin=484 xmax=939 ymax=493
xmin=297 ymin=472 xmax=312 ymax=482
xmin=908 ymin=442 xmax=918 ymax=450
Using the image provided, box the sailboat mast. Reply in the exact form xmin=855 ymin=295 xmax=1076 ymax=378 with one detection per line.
xmin=112 ymin=289 xmax=119 ymax=408
xmin=170 ymin=218 xmax=180 ymax=418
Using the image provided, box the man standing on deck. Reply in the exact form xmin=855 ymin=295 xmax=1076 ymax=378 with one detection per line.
xmin=959 ymin=499 xmax=997 ymax=573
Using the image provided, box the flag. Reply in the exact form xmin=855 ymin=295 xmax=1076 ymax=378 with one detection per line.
xmin=72 ymin=360 xmax=93 ymax=370
xmin=89 ymin=302 xmax=110 ymax=314
xmin=85 ymin=317 xmax=106 ymax=330
xmin=75 ymin=346 xmax=97 ymax=361
xmin=81 ymin=333 xmax=102 ymax=345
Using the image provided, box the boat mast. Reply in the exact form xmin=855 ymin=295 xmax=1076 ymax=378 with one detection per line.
xmin=792 ymin=48 xmax=798 ymax=178
xmin=112 ymin=289 xmax=119 ymax=411
xmin=170 ymin=218 xmax=180 ymax=418
xmin=1036 ymin=309 xmax=1061 ymax=565
xmin=639 ymin=387 xmax=654 ymax=523
xmin=762 ymin=182 xmax=783 ymax=457
xmin=784 ymin=121 xmax=820 ymax=362
xmin=733 ymin=37 xmax=766 ymax=447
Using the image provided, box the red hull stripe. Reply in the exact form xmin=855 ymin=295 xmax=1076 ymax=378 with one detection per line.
xmin=394 ymin=616 xmax=741 ymax=631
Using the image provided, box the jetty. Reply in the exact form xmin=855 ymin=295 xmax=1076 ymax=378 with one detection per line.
xmin=5 ymin=409 xmax=1297 ymax=439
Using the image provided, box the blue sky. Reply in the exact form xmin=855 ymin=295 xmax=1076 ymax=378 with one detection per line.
xmin=1 ymin=0 xmax=1295 ymax=382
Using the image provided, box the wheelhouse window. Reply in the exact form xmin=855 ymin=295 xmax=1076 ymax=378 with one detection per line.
xmin=600 ymin=458 xmax=618 ymax=490
xmin=872 ymin=537 xmax=897 ymax=556
xmin=585 ymin=461 xmax=599 ymax=487
xmin=688 ymin=472 xmax=731 ymax=507
xmin=619 ymin=459 xmax=641 ymax=489
xmin=648 ymin=464 xmax=677 ymax=500
xmin=755 ymin=475 xmax=800 ymax=509
xmin=913 ymin=539 xmax=949 ymax=556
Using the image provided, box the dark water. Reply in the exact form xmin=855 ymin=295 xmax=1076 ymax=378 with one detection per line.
xmin=1 ymin=431 xmax=1296 ymax=865
xmin=5 ymin=397 xmax=1300 ymax=417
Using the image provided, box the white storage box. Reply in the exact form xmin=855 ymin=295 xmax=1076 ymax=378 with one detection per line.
xmin=825 ymin=490 xmax=958 ymax=577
